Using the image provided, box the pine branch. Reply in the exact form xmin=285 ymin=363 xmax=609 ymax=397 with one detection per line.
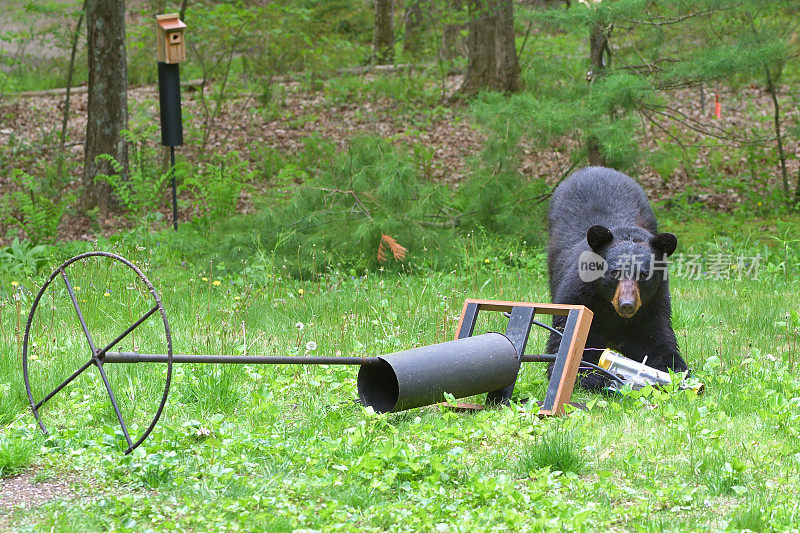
xmin=377 ymin=235 xmax=407 ymax=263
xmin=639 ymin=110 xmax=689 ymax=154
xmin=640 ymin=103 xmax=769 ymax=143
xmin=621 ymin=5 xmax=741 ymax=27
xmin=618 ymin=58 xmax=679 ymax=76
xmin=531 ymin=160 xmax=583 ymax=206
xmin=312 ymin=187 xmax=373 ymax=220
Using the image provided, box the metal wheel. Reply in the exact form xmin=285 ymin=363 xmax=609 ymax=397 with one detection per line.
xmin=22 ymin=252 xmax=173 ymax=454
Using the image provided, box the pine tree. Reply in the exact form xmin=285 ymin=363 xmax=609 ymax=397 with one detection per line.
xmin=480 ymin=0 xmax=796 ymax=181
xmin=462 ymin=0 xmax=799 ymax=234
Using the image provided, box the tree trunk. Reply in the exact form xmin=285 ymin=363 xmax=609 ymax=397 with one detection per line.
xmin=403 ymin=1 xmax=423 ymax=57
xmin=58 ymin=0 xmax=86 ymax=180
xmin=586 ymin=21 xmax=610 ymax=166
xmin=441 ymin=0 xmax=466 ymax=60
xmin=84 ymin=0 xmax=128 ymax=219
xmin=457 ymin=0 xmax=520 ymax=98
xmin=374 ymin=0 xmax=395 ymax=64
xmin=459 ymin=0 xmax=497 ymax=96
xmin=589 ymin=22 xmax=609 ymax=77
xmin=494 ymin=0 xmax=520 ymax=92
xmin=764 ymin=66 xmax=789 ymax=197
xmin=179 ymin=0 xmax=189 ymax=20
xmin=795 ymin=168 xmax=800 ymax=207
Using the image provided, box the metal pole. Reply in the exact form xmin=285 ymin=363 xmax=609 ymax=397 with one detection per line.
xmin=104 ymin=352 xmax=381 ymax=365
xmin=170 ymin=146 xmax=177 ymax=230
xmin=157 ymin=60 xmax=183 ymax=230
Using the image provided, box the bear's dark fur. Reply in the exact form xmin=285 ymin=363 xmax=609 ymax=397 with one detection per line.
xmin=546 ymin=166 xmax=688 ymax=390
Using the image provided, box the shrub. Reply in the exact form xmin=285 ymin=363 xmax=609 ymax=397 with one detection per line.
xmin=0 ymin=237 xmax=49 ymax=276
xmin=270 ymin=136 xmax=458 ymax=273
xmin=183 ymin=151 xmax=250 ymax=218
xmin=204 ymin=136 xmax=459 ymax=276
xmin=0 ymin=170 xmax=74 ymax=243
xmin=93 ymin=129 xmax=172 ymax=219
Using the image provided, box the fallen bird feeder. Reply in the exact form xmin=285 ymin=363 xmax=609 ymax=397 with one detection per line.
xmin=22 ymin=252 xmax=594 ymax=454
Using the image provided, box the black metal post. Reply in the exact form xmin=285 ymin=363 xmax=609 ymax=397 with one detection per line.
xmin=157 ymin=61 xmax=183 ymax=231
xmin=170 ymin=146 xmax=177 ymax=230
xmin=104 ymin=352 xmax=381 ymax=365
xmin=485 ymin=306 xmax=535 ymax=405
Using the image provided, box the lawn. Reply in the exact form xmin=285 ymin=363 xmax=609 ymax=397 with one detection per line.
xmin=3 ymin=0 xmax=800 ymax=529
xmin=1 ymin=221 xmax=799 ymax=532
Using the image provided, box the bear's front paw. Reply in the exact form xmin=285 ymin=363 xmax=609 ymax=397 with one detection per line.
xmin=577 ymin=369 xmax=615 ymax=392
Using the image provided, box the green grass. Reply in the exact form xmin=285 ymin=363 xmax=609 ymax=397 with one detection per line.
xmin=0 ymin=432 xmax=38 ymax=478
xmin=515 ymin=425 xmax=585 ymax=475
xmin=0 ymin=222 xmax=799 ymax=530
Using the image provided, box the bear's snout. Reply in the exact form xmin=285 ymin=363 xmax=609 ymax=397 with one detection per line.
xmin=613 ymin=280 xmax=641 ymax=318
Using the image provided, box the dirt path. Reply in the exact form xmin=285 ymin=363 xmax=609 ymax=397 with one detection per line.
xmin=0 ymin=470 xmax=75 ymax=529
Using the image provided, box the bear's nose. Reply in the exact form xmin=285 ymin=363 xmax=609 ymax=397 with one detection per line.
xmin=613 ymin=280 xmax=641 ymax=318
xmin=618 ymin=300 xmax=636 ymax=316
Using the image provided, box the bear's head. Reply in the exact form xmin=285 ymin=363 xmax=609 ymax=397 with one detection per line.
xmin=585 ymin=224 xmax=677 ymax=319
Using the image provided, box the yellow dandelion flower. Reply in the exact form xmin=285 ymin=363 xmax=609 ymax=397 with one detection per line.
xmin=202 ymin=277 xmax=208 ymax=282
xmin=104 ymin=292 xmax=111 ymax=297
xmin=213 ymin=280 xmax=221 ymax=286
xmin=298 ymin=288 xmax=305 ymax=295
xmin=11 ymin=281 xmax=19 ymax=287
xmin=484 ymin=258 xmax=491 ymax=264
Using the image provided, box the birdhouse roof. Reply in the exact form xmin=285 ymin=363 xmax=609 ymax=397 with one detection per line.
xmin=156 ymin=14 xmax=186 ymax=31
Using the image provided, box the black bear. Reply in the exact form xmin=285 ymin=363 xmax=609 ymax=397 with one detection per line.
xmin=546 ymin=166 xmax=689 ymax=390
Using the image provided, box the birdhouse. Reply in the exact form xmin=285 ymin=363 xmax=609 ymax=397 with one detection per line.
xmin=155 ymin=14 xmax=187 ymax=64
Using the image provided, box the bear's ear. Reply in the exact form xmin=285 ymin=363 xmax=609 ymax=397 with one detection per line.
xmin=587 ymin=225 xmax=613 ymax=252
xmin=651 ymin=232 xmax=678 ymax=257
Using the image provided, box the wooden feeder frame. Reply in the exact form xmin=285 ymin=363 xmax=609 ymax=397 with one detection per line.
xmin=453 ymin=299 xmax=593 ymax=415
